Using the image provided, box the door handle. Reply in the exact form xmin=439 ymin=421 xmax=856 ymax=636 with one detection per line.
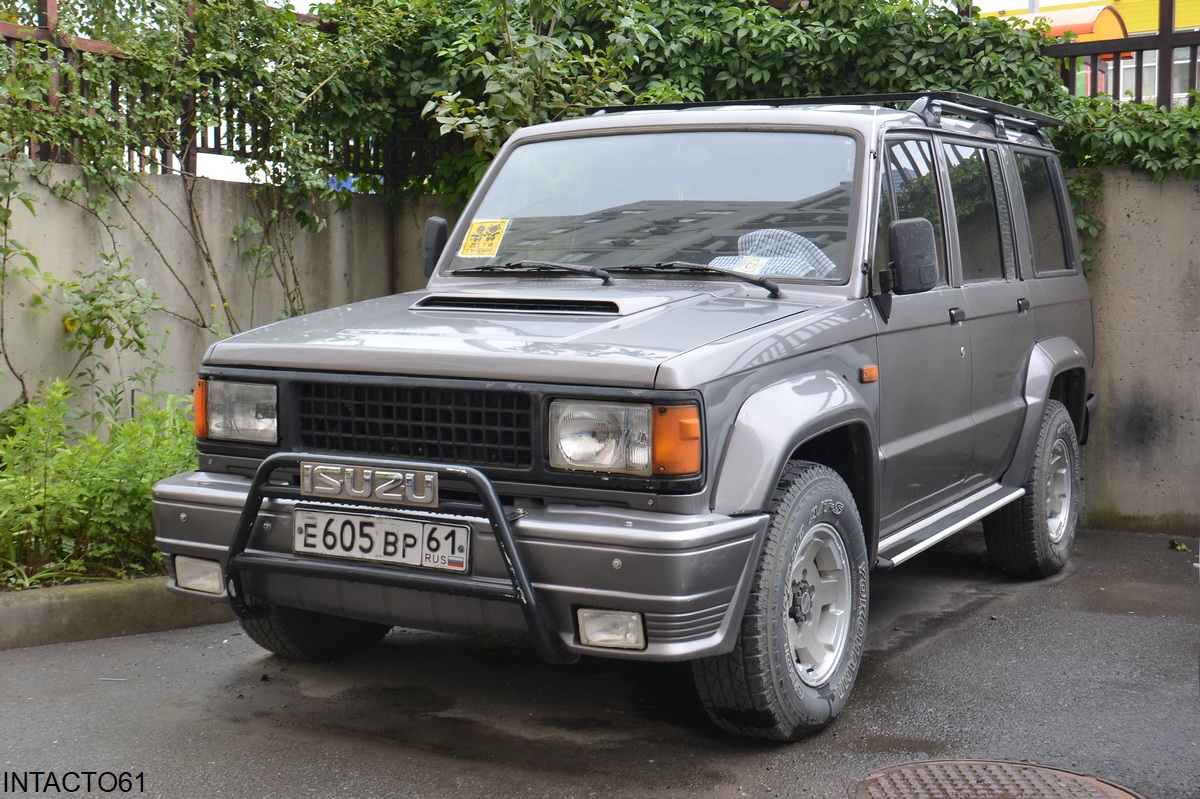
xmin=1017 ymin=297 xmax=1031 ymax=313
xmin=949 ymin=307 xmax=966 ymax=323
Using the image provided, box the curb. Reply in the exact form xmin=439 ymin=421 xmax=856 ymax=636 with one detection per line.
xmin=0 ymin=577 xmax=234 ymax=650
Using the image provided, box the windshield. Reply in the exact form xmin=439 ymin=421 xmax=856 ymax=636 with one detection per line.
xmin=447 ymin=130 xmax=859 ymax=283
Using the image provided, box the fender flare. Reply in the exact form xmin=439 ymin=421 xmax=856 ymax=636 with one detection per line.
xmin=1001 ymin=337 xmax=1090 ymax=487
xmin=711 ymin=371 xmax=875 ymax=518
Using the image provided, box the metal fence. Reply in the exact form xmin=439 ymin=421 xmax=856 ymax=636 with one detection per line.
xmin=1043 ymin=28 xmax=1200 ymax=109
xmin=4 ymin=0 xmax=1197 ymax=180
xmin=186 ymin=71 xmax=389 ymax=177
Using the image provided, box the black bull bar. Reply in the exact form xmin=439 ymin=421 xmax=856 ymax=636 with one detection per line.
xmin=223 ymin=452 xmax=578 ymax=665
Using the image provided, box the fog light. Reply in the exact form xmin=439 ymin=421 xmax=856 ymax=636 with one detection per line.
xmin=577 ymin=609 xmax=646 ymax=650
xmin=174 ymin=556 xmax=225 ymax=595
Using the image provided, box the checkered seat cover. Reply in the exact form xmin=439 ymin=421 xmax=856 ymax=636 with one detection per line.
xmin=710 ymin=228 xmax=837 ymax=278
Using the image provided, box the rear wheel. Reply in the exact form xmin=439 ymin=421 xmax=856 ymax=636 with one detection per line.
xmin=240 ymin=605 xmax=391 ymax=661
xmin=984 ymin=399 xmax=1082 ymax=578
xmin=693 ymin=461 xmax=869 ymax=741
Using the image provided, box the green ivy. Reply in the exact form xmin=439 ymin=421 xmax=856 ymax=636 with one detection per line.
xmin=304 ymin=0 xmax=1145 ymax=199
xmin=1051 ymin=93 xmax=1200 ymax=181
xmin=1065 ymin=170 xmax=1106 ymax=266
xmin=0 ymin=135 xmax=40 ymax=402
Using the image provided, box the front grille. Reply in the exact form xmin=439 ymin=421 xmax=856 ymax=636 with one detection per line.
xmin=296 ymin=383 xmax=534 ymax=468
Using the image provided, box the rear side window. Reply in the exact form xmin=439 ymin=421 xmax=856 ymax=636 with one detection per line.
xmin=942 ymin=142 xmax=1015 ymax=283
xmin=1014 ymin=153 xmax=1073 ymax=274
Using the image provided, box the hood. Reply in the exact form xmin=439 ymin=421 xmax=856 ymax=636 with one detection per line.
xmin=205 ymin=281 xmax=821 ymax=388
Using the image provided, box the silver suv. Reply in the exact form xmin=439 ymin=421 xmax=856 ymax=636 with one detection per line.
xmin=154 ymin=93 xmax=1097 ymax=741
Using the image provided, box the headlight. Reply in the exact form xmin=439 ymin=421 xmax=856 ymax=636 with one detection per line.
xmin=197 ymin=379 xmax=278 ymax=444
xmin=548 ymin=400 xmax=701 ymax=477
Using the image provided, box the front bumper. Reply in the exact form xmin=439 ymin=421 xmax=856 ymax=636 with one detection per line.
xmin=153 ymin=454 xmax=768 ymax=663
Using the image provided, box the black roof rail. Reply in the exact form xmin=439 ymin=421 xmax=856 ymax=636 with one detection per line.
xmin=906 ymin=92 xmax=1062 ymax=132
xmin=588 ymin=93 xmax=915 ymax=115
xmin=589 ymin=91 xmax=1062 ymax=134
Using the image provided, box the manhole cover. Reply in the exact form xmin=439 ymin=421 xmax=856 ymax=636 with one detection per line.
xmin=851 ymin=759 xmax=1146 ymax=799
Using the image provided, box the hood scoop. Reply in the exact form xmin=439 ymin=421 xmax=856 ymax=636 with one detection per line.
xmin=413 ymin=295 xmax=621 ymax=315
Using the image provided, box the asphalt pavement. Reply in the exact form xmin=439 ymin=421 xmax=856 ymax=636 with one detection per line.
xmin=1 ymin=527 xmax=1196 ymax=799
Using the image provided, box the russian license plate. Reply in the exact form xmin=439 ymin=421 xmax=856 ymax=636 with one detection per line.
xmin=293 ymin=508 xmax=470 ymax=573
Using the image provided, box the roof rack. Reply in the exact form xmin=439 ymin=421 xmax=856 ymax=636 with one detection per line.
xmin=589 ymin=92 xmax=1062 ymax=137
xmin=906 ymin=92 xmax=1062 ymax=133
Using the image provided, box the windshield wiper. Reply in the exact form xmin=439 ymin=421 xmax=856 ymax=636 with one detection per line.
xmin=608 ymin=261 xmax=784 ymax=299
xmin=453 ymin=260 xmax=613 ymax=285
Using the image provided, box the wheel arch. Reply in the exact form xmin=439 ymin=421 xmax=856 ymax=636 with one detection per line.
xmin=1002 ymin=337 xmax=1091 ymax=487
xmin=788 ymin=426 xmax=877 ymax=560
xmin=1048 ymin=367 xmax=1090 ymax=444
xmin=711 ymin=373 xmax=879 ymax=556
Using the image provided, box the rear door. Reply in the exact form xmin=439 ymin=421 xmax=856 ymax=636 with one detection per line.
xmin=1011 ymin=149 xmax=1094 ymax=351
xmin=939 ymin=139 xmax=1034 ymax=484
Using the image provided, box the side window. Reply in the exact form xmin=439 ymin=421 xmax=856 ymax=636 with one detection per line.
xmin=880 ymin=138 xmax=947 ymax=284
xmin=1015 ymin=153 xmax=1073 ymax=274
xmin=942 ymin=142 xmax=1015 ymax=283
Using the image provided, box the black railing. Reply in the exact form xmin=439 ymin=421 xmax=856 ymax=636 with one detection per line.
xmin=1041 ymin=0 xmax=1199 ymax=109
xmin=1043 ymin=31 xmax=1200 ymax=109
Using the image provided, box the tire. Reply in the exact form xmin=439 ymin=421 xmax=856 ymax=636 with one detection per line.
xmin=240 ymin=605 xmax=391 ymax=662
xmin=692 ymin=462 xmax=869 ymax=741
xmin=984 ymin=399 xmax=1082 ymax=578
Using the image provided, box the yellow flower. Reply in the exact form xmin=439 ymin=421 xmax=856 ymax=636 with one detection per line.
xmin=63 ymin=316 xmax=80 ymax=332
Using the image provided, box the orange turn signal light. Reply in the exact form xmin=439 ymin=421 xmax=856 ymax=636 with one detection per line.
xmin=193 ymin=379 xmax=207 ymax=439
xmin=652 ymin=405 xmax=702 ymax=475
xmin=860 ymin=365 xmax=879 ymax=384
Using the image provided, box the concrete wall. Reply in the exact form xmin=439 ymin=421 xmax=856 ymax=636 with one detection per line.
xmin=1 ymin=165 xmax=451 ymax=409
xmin=3 ymin=165 xmax=1196 ymax=532
xmin=393 ymin=195 xmax=458 ymax=294
xmin=1082 ymin=168 xmax=1200 ymax=533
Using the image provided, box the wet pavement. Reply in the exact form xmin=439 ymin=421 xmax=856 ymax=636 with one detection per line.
xmin=1 ymin=527 xmax=1196 ymax=799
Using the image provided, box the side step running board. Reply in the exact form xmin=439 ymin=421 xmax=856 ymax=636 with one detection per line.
xmin=876 ymin=484 xmax=1024 ymax=569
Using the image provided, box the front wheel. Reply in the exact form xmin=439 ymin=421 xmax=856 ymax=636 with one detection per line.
xmin=984 ymin=399 xmax=1082 ymax=578
xmin=693 ymin=462 xmax=869 ymax=741
xmin=240 ymin=605 xmax=391 ymax=662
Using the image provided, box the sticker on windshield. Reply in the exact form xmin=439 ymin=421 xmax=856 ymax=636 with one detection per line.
xmin=458 ymin=219 xmax=510 ymax=258
xmin=733 ymin=257 xmax=768 ymax=275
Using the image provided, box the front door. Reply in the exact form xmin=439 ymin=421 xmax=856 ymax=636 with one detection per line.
xmin=874 ymin=137 xmax=975 ymax=533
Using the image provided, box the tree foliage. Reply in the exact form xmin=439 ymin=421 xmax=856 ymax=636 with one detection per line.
xmin=1053 ymin=94 xmax=1200 ymax=181
xmin=299 ymin=0 xmax=1196 ymax=204
xmin=310 ymin=0 xmax=1065 ymax=203
xmin=4 ymin=0 xmax=1197 ymax=207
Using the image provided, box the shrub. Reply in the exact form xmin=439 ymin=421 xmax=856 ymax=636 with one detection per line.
xmin=0 ymin=380 xmax=195 ymax=589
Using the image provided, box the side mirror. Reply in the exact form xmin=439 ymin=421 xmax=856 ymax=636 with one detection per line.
xmin=422 ymin=216 xmax=449 ymax=278
xmin=886 ymin=218 xmax=939 ymax=295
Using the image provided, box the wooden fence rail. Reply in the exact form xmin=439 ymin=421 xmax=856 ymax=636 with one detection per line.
xmin=2 ymin=0 xmax=387 ymax=177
